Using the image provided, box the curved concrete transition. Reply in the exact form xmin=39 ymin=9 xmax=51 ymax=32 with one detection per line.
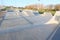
xmin=20 ymin=10 xmax=53 ymax=25
xmin=45 ymin=11 xmax=60 ymax=24
xmin=0 ymin=10 xmax=60 ymax=40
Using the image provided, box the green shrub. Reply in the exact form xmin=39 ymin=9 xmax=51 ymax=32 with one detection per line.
xmin=1 ymin=9 xmax=6 ymax=11
xmin=38 ymin=11 xmax=44 ymax=14
xmin=38 ymin=9 xmax=44 ymax=14
xmin=50 ymin=11 xmax=56 ymax=16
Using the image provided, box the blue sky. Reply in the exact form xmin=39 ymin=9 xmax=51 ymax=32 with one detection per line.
xmin=0 ymin=0 xmax=60 ymax=7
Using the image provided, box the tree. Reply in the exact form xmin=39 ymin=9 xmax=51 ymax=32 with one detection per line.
xmin=55 ymin=4 xmax=60 ymax=11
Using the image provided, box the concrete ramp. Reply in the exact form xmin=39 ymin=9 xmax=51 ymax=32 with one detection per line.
xmin=24 ymin=12 xmax=53 ymax=25
xmin=43 ymin=12 xmax=52 ymax=17
xmin=21 ymin=10 xmax=40 ymax=17
xmin=46 ymin=11 xmax=60 ymax=40
xmin=0 ymin=11 xmax=32 ymax=28
xmin=45 ymin=11 xmax=60 ymax=24
xmin=4 ymin=12 xmax=20 ymax=19
xmin=22 ymin=10 xmax=35 ymax=17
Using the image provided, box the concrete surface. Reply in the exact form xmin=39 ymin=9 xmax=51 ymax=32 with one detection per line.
xmin=0 ymin=10 xmax=60 ymax=40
